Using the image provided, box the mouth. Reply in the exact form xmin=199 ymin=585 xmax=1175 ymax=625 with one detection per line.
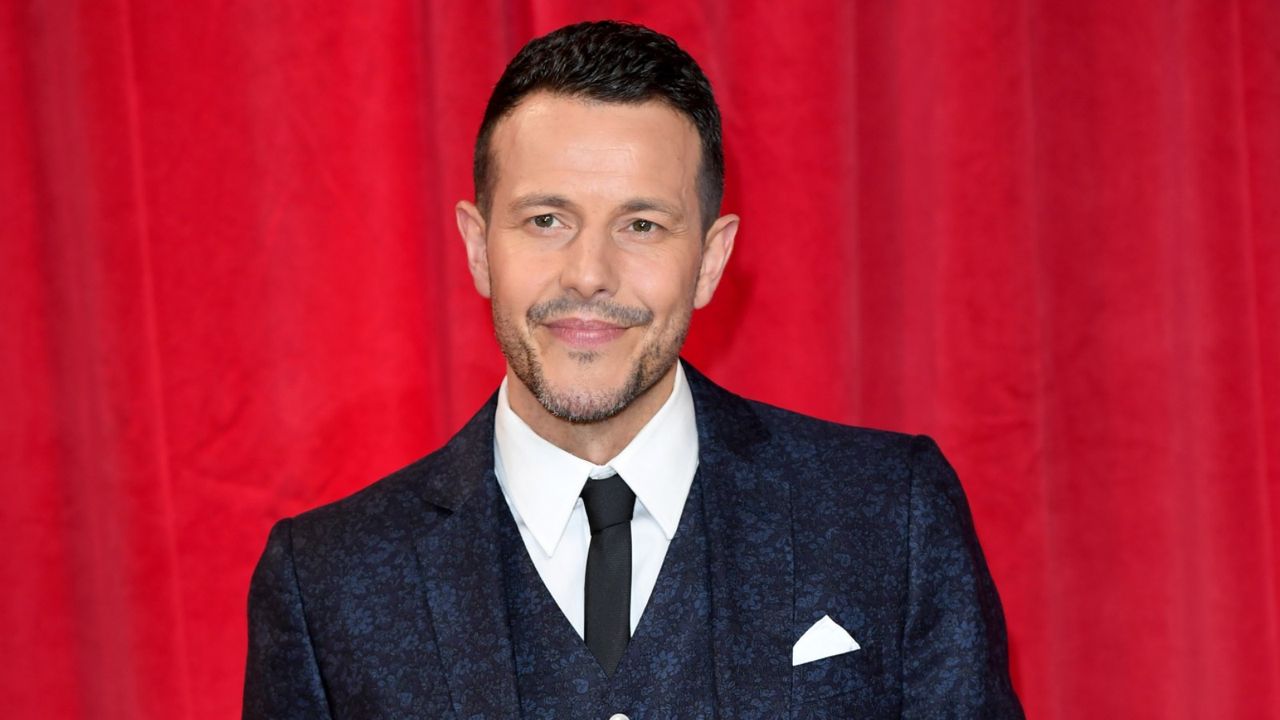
xmin=543 ymin=317 xmax=628 ymax=348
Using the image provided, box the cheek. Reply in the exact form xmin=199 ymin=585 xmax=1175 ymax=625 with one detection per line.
xmin=624 ymin=250 xmax=700 ymax=315
xmin=629 ymin=242 xmax=701 ymax=295
xmin=488 ymin=244 xmax=554 ymax=302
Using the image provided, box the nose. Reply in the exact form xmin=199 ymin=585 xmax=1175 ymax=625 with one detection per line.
xmin=559 ymin=226 xmax=619 ymax=300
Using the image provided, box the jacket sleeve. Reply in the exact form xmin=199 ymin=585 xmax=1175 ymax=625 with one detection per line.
xmin=901 ymin=436 xmax=1025 ymax=719
xmin=243 ymin=519 xmax=334 ymax=720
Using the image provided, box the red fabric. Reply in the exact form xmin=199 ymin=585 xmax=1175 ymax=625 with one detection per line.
xmin=3 ymin=1 xmax=1278 ymax=717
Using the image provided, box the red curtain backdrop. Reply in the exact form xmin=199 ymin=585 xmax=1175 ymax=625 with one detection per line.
xmin=3 ymin=1 xmax=1278 ymax=717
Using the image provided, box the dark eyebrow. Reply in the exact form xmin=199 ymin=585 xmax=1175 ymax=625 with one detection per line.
xmin=507 ymin=194 xmax=684 ymax=223
xmin=509 ymin=193 xmax=577 ymax=213
xmin=617 ymin=197 xmax=683 ymax=222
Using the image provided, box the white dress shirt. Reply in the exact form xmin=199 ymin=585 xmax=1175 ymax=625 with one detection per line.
xmin=492 ymin=362 xmax=699 ymax=638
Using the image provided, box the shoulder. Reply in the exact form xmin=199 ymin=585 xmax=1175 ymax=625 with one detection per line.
xmin=288 ymin=455 xmax=443 ymax=545
xmin=744 ymin=398 xmax=956 ymax=509
xmin=278 ymin=391 xmax=498 ymax=562
xmin=683 ymin=361 xmax=962 ymax=520
xmin=747 ymin=397 xmax=921 ymax=467
xmin=686 ymin=359 xmax=931 ymax=483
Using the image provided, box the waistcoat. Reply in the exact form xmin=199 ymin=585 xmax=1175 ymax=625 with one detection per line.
xmin=497 ymin=472 xmax=718 ymax=719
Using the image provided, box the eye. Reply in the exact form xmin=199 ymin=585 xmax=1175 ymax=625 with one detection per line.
xmin=530 ymin=214 xmax=558 ymax=229
xmin=629 ymin=219 xmax=658 ymax=233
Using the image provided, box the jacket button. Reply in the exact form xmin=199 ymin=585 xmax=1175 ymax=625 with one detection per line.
xmin=609 ymin=715 xmax=629 ymax=720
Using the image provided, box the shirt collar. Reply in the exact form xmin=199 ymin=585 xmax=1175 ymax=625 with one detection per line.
xmin=493 ymin=361 xmax=699 ymax=557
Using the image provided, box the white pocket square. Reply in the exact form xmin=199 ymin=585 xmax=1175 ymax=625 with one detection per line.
xmin=792 ymin=614 xmax=861 ymax=666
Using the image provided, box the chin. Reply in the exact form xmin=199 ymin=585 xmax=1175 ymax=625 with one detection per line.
xmin=540 ymin=389 xmax=633 ymax=424
xmin=532 ymin=357 xmax=647 ymax=424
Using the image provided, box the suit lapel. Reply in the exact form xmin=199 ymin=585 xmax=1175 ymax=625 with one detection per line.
xmin=686 ymin=362 xmax=796 ymax=718
xmin=407 ymin=365 xmax=798 ymax=718
xmin=408 ymin=396 xmax=521 ymax=719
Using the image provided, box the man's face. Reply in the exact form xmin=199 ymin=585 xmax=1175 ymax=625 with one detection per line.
xmin=456 ymin=92 xmax=737 ymax=423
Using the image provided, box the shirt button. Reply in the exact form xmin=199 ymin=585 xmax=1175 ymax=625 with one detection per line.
xmin=608 ymin=715 xmax=629 ymax=720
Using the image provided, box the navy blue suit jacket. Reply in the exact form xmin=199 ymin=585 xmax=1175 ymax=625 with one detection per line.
xmin=244 ymin=362 xmax=1023 ymax=718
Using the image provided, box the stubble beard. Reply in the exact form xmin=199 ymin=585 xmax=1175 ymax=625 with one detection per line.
xmin=492 ymin=295 xmax=691 ymax=424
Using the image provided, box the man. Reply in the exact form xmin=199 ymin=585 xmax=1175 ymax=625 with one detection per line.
xmin=244 ymin=20 xmax=1023 ymax=719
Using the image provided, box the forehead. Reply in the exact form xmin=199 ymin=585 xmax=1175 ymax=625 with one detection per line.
xmin=488 ymin=92 xmax=701 ymax=207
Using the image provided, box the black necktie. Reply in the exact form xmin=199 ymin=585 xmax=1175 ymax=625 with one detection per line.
xmin=580 ymin=473 xmax=635 ymax=676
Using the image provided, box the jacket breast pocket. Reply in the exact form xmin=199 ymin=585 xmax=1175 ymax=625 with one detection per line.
xmin=792 ymin=644 xmax=874 ymax=704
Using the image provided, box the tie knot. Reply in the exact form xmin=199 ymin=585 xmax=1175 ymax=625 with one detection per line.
xmin=580 ymin=474 xmax=635 ymax=534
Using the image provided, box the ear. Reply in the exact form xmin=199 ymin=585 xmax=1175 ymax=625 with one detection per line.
xmin=455 ymin=200 xmax=491 ymax=298
xmin=693 ymin=213 xmax=739 ymax=309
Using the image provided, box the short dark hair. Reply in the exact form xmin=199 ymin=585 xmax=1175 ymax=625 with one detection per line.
xmin=473 ymin=21 xmax=724 ymax=231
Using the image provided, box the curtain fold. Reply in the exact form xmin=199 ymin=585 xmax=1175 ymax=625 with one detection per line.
xmin=3 ymin=1 xmax=1277 ymax=717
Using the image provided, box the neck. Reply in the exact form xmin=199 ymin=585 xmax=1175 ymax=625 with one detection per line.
xmin=505 ymin=363 xmax=678 ymax=465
